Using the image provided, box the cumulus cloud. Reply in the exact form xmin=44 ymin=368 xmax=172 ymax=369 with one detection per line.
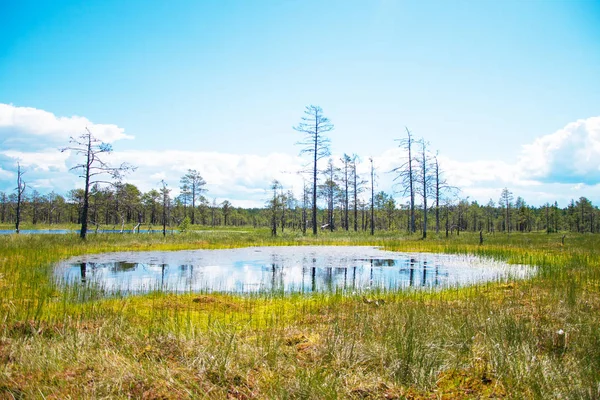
xmin=0 ymin=103 xmax=134 ymax=193
xmin=0 ymin=103 xmax=133 ymax=151
xmin=1 ymin=102 xmax=599 ymax=207
xmin=105 ymin=150 xmax=306 ymax=206
xmin=368 ymin=117 xmax=600 ymax=205
xmin=518 ymin=116 xmax=600 ymax=184
xmin=2 ymin=150 xmax=69 ymax=172
xmin=0 ymin=167 xmax=12 ymax=180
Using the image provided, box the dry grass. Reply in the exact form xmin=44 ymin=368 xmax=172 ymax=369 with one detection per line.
xmin=0 ymin=230 xmax=599 ymax=398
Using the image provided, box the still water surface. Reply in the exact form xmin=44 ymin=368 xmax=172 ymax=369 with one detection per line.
xmin=55 ymin=246 xmax=531 ymax=294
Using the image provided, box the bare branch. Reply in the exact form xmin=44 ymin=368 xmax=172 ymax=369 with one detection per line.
xmin=63 ymin=127 xmax=136 ymax=239
xmin=293 ymin=105 xmax=334 ymax=235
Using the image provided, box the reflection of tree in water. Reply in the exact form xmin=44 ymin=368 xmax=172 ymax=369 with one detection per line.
xmin=178 ymin=264 xmax=195 ymax=288
xmin=270 ymin=262 xmax=285 ymax=292
xmin=79 ymin=262 xmax=102 ymax=283
xmin=303 ymin=255 xmax=358 ymax=292
xmin=72 ymin=250 xmax=464 ymax=293
xmin=110 ymin=262 xmax=137 ymax=272
xmin=298 ymin=255 xmax=398 ymax=292
xmin=370 ymin=259 xmax=396 ymax=267
xmin=269 ymin=254 xmax=285 ymax=292
xmin=141 ymin=263 xmax=168 ymax=288
xmin=80 ymin=262 xmax=87 ymax=283
xmin=160 ymin=264 xmax=167 ymax=287
xmin=300 ymin=256 xmax=317 ymax=292
xmin=178 ymin=264 xmax=194 ymax=272
xmin=78 ymin=261 xmax=137 ymax=275
xmin=322 ymin=267 xmax=333 ymax=291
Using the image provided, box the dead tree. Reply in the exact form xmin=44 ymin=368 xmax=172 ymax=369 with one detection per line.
xmin=341 ymin=154 xmax=351 ymax=231
xmin=369 ymin=157 xmax=375 ymax=235
xmin=15 ymin=163 xmax=26 ymax=233
xmin=351 ymin=155 xmax=367 ymax=232
xmin=294 ymin=105 xmax=333 ymax=235
xmin=432 ymin=154 xmax=459 ymax=235
xmin=415 ymin=139 xmax=434 ymax=239
xmin=393 ymin=127 xmax=416 ymax=234
xmin=61 ymin=127 xmax=134 ymax=239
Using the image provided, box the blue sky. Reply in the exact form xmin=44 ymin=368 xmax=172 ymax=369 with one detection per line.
xmin=1 ymin=0 xmax=599 ymax=207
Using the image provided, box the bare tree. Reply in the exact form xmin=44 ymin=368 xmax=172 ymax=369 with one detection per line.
xmin=15 ymin=163 xmax=26 ymax=233
xmin=432 ymin=153 xmax=457 ymax=235
xmin=61 ymin=128 xmax=134 ymax=239
xmin=180 ymin=169 xmax=207 ymax=225
xmin=294 ymin=105 xmax=333 ymax=235
xmin=393 ymin=127 xmax=416 ymax=233
xmin=369 ymin=157 xmax=375 ymax=235
xmin=350 ymin=155 xmax=367 ymax=232
xmin=415 ymin=140 xmax=434 ymax=239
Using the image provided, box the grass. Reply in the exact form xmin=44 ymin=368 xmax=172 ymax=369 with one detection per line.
xmin=0 ymin=229 xmax=599 ymax=398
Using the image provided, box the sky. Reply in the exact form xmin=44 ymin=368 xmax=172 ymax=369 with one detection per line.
xmin=1 ymin=0 xmax=599 ymax=208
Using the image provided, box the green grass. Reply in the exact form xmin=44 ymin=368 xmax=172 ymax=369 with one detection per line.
xmin=1 ymin=229 xmax=599 ymax=398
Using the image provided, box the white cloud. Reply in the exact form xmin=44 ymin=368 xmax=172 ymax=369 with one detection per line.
xmin=0 ymin=167 xmax=12 ymax=180
xmin=0 ymin=103 xmax=134 ymax=196
xmin=150 ymin=172 xmax=166 ymax=181
xmin=104 ymin=150 xmax=306 ymax=206
xmin=1 ymin=103 xmax=599 ymax=207
xmin=518 ymin=116 xmax=600 ymax=184
xmin=391 ymin=116 xmax=600 ymax=205
xmin=0 ymin=103 xmax=133 ymax=148
xmin=2 ymin=150 xmax=70 ymax=172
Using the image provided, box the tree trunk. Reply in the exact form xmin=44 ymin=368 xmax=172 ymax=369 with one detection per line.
xmin=80 ymin=135 xmax=92 ymax=240
xmin=370 ymin=159 xmax=374 ymax=236
xmin=312 ymin=134 xmax=318 ymax=235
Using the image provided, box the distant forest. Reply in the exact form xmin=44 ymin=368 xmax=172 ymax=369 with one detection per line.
xmin=2 ymin=105 xmax=599 ymax=236
xmin=1 ymin=182 xmax=598 ymax=235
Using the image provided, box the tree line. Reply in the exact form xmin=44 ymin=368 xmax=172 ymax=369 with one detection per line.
xmin=2 ymin=178 xmax=599 ymax=236
xmin=3 ymin=180 xmax=598 ymax=235
xmin=3 ymin=105 xmax=600 ymax=237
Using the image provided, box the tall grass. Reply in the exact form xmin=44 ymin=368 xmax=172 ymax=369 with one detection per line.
xmin=0 ymin=230 xmax=599 ymax=398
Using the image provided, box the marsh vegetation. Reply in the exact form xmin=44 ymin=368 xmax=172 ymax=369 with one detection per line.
xmin=1 ymin=229 xmax=599 ymax=398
